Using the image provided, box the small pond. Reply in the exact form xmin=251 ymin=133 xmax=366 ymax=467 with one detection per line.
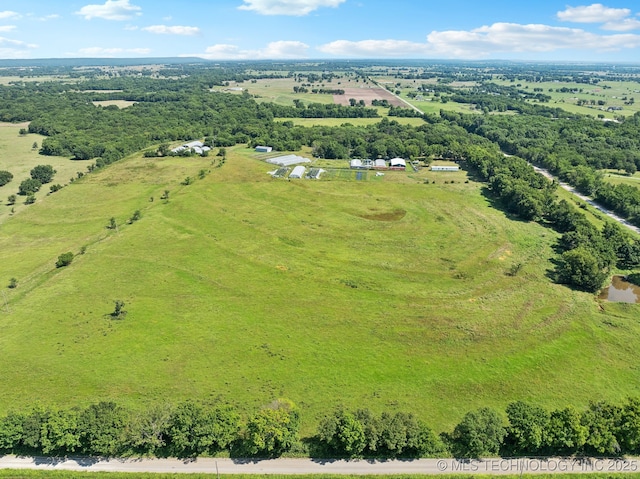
xmin=599 ymin=275 xmax=640 ymax=304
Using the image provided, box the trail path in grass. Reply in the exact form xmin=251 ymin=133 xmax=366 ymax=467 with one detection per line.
xmin=2 ymin=456 xmax=640 ymax=475
xmin=532 ymin=165 xmax=640 ymax=236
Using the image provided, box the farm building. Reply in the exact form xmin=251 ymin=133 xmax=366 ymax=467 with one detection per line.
xmin=431 ymin=165 xmax=460 ymax=172
xmin=389 ymin=158 xmax=406 ymax=170
xmin=289 ymin=166 xmax=306 ymax=179
xmin=374 ymin=159 xmax=387 ymax=169
xmin=363 ymin=159 xmax=374 ymax=168
xmin=350 ymin=159 xmax=363 ymax=169
xmin=171 ymin=140 xmax=210 ymax=155
xmin=255 ymin=146 xmax=273 ymax=153
xmin=266 ymin=154 xmax=311 ymax=167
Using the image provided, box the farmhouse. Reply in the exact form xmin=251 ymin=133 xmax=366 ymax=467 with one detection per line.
xmin=255 ymin=146 xmax=273 ymax=153
xmin=266 ymin=154 xmax=311 ymax=167
xmin=289 ymin=166 xmax=306 ymax=179
xmin=389 ymin=158 xmax=406 ymax=170
xmin=431 ymin=165 xmax=460 ymax=172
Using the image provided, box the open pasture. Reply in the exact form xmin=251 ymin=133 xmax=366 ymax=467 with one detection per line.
xmin=273 ymin=117 xmax=426 ymax=127
xmin=1 ymin=144 xmax=639 ymax=435
xmin=492 ymin=79 xmax=640 ymax=118
xmin=334 ymin=87 xmax=407 ymax=108
xmin=0 ymin=123 xmax=84 ymax=222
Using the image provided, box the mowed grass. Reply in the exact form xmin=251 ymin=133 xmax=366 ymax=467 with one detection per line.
xmin=603 ymin=170 xmax=640 ymax=189
xmin=0 ymin=145 xmax=639 ymax=436
xmin=0 ymin=123 xmax=87 ymax=222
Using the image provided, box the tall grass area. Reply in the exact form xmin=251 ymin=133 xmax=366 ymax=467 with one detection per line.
xmin=0 ymin=145 xmax=639 ymax=436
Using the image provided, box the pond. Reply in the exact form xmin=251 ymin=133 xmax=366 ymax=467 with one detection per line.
xmin=599 ymin=275 xmax=640 ymax=304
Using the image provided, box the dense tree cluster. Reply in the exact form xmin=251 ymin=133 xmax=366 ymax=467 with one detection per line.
xmin=0 ymin=400 xmax=298 ymax=458
xmin=318 ymin=408 xmax=446 ymax=458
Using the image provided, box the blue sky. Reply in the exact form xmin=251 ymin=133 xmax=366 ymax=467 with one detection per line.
xmin=0 ymin=0 xmax=639 ymax=61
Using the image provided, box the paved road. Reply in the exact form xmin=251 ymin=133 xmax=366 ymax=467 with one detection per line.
xmin=2 ymin=455 xmax=640 ymax=475
xmin=532 ymin=165 xmax=640 ymax=236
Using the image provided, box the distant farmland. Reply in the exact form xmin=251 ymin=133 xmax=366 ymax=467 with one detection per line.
xmin=334 ymin=87 xmax=407 ymax=107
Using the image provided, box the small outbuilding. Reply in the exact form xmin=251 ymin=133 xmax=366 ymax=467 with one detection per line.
xmin=389 ymin=158 xmax=406 ymax=170
xmin=431 ymin=165 xmax=460 ymax=172
xmin=350 ymin=159 xmax=363 ymax=169
xmin=289 ymin=166 xmax=306 ymax=179
xmin=374 ymin=159 xmax=387 ymax=169
xmin=255 ymin=146 xmax=273 ymax=153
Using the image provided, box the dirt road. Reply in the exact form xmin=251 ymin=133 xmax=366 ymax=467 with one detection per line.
xmin=532 ymin=165 xmax=640 ymax=235
xmin=1 ymin=455 xmax=640 ymax=475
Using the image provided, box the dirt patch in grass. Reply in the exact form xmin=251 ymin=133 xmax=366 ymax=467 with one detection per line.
xmin=360 ymin=209 xmax=407 ymax=221
xmin=334 ymin=87 xmax=407 ymax=107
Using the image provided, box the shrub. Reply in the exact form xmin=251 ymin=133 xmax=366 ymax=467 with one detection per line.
xmin=55 ymin=252 xmax=74 ymax=268
xmin=0 ymin=170 xmax=13 ymax=187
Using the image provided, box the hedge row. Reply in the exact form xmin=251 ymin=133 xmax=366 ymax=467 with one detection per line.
xmin=2 ymin=399 xmax=640 ymax=459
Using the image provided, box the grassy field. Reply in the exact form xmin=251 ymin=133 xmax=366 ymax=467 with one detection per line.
xmin=603 ymin=170 xmax=640 ymax=189
xmin=0 ymin=123 xmax=86 ymax=223
xmin=492 ymin=79 xmax=640 ymax=119
xmin=92 ymin=100 xmax=136 ymax=109
xmin=1 ymin=143 xmax=639 ymax=437
xmin=273 ymin=117 xmax=426 ymax=127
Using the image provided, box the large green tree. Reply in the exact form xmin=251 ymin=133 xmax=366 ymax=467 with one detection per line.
xmin=30 ymin=164 xmax=56 ymax=184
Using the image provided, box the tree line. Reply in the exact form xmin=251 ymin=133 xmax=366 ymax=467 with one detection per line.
xmin=4 ymin=398 xmax=640 ymax=459
xmin=0 ymin=399 xmax=298 ymax=458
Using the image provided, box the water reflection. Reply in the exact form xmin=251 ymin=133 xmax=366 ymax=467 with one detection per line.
xmin=599 ymin=275 xmax=640 ymax=304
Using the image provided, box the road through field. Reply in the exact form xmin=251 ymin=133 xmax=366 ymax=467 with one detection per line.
xmin=2 ymin=456 xmax=640 ymax=475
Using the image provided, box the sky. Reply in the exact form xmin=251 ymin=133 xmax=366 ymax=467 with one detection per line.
xmin=0 ymin=0 xmax=640 ymax=62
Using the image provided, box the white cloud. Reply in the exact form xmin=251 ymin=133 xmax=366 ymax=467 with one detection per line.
xmin=238 ymin=0 xmax=346 ymax=16
xmin=190 ymin=40 xmax=309 ymax=59
xmin=76 ymin=46 xmax=151 ymax=56
xmin=317 ymin=22 xmax=640 ymax=58
xmin=318 ymin=39 xmax=429 ymax=57
xmin=76 ymin=0 xmax=142 ymax=21
xmin=40 ymin=14 xmax=61 ymax=21
xmin=603 ymin=18 xmax=640 ymax=31
xmin=0 ymin=11 xmax=20 ymax=20
xmin=142 ymin=25 xmax=200 ymax=36
xmin=0 ymin=36 xmax=37 ymax=58
xmin=0 ymin=25 xmax=17 ymax=33
xmin=557 ymin=4 xmax=630 ymax=23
